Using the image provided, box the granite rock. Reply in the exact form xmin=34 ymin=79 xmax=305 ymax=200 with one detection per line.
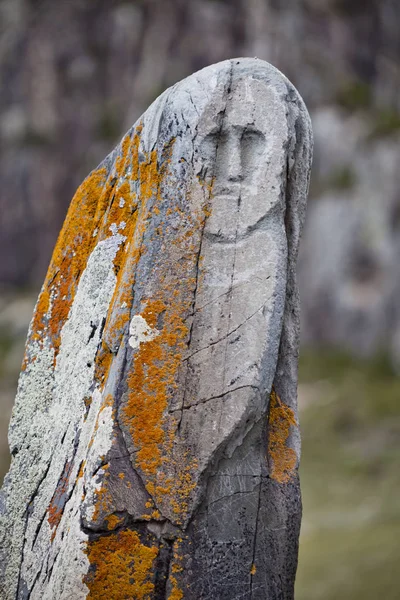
xmin=0 ymin=58 xmax=312 ymax=599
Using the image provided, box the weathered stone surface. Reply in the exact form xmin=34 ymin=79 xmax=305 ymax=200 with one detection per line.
xmin=0 ymin=58 xmax=312 ymax=599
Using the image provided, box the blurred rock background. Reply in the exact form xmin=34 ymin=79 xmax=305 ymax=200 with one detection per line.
xmin=0 ymin=0 xmax=399 ymax=598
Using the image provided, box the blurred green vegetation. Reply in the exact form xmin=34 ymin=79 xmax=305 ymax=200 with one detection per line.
xmin=0 ymin=326 xmax=13 ymax=377
xmin=296 ymin=349 xmax=400 ymax=600
xmin=336 ymin=80 xmax=373 ymax=112
xmin=0 ymin=292 xmax=37 ymax=484
xmin=336 ymin=78 xmax=400 ymax=141
xmin=309 ymin=165 xmax=357 ymax=199
xmin=326 ymin=166 xmax=357 ymax=192
xmin=368 ymin=108 xmax=400 ymax=139
xmin=0 ymin=325 xmax=14 ymax=482
xmin=96 ymin=103 xmax=122 ymax=142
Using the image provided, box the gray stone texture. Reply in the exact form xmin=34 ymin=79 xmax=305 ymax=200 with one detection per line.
xmin=0 ymin=58 xmax=312 ymax=599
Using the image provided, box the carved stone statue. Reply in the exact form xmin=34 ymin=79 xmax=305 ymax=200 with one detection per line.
xmin=0 ymin=58 xmax=312 ymax=599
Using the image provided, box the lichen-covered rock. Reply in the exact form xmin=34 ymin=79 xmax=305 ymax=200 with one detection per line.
xmin=0 ymin=58 xmax=312 ymax=600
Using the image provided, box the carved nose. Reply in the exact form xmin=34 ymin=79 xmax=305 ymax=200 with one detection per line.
xmin=227 ymin=138 xmax=243 ymax=182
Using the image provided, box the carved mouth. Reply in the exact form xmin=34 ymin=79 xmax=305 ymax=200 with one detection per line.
xmin=212 ymin=183 xmax=241 ymax=197
xmin=211 ymin=194 xmax=240 ymax=202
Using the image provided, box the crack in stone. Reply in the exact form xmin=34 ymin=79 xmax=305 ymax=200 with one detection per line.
xmin=153 ymin=537 xmax=174 ymax=600
xmin=169 ymin=384 xmax=259 ymax=413
xmin=177 ymin=64 xmax=232 ymax=435
xmin=16 ymin=459 xmax=51 ymax=598
xmin=31 ymin=508 xmax=47 ymax=551
xmin=186 ymin=89 xmax=200 ymax=118
xmin=177 ymin=189 xmax=208 ymax=433
xmin=183 ymin=299 xmax=268 ymax=363
xmin=185 ymin=276 xmax=270 ymax=318
xmin=25 ymin=568 xmax=41 ymax=600
xmin=206 ymin=488 xmax=256 ymax=509
xmin=250 ymin=480 xmax=262 ymax=599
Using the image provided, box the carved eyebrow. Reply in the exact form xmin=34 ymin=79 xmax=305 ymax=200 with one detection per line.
xmin=202 ymin=126 xmax=265 ymax=140
xmin=242 ymin=126 xmax=265 ymax=137
xmin=202 ymin=128 xmax=221 ymax=139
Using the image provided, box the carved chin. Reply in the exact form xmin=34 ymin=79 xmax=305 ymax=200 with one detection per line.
xmin=206 ymin=194 xmax=270 ymax=241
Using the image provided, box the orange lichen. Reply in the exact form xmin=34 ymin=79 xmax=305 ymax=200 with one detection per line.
xmin=78 ymin=120 xmax=216 ymax=597
xmin=83 ymin=530 xmax=158 ymax=599
xmin=83 ymin=395 xmax=92 ymax=415
xmin=91 ymin=465 xmax=113 ymax=524
xmin=114 ymin=134 xmax=131 ymax=179
xmin=167 ymin=539 xmax=184 ymax=600
xmin=63 ymin=122 xmax=216 ymax=593
xmin=47 ymin=460 xmax=73 ymax=540
xmin=117 ymin=180 xmax=131 ymax=200
xmin=115 ymin=137 xmax=199 ymax=517
xmin=77 ymin=460 xmax=86 ymax=480
xmin=267 ymin=388 xmax=297 ymax=483
xmin=24 ymin=123 xmax=145 ymax=372
xmin=93 ymin=341 xmax=114 ymax=389
xmin=168 ymin=577 xmax=184 ymax=600
xmin=138 ymin=149 xmax=159 ymax=204
xmin=106 ymin=514 xmax=124 ymax=530
xmin=90 ymin=125 xmax=149 ymax=383
xmin=113 ymin=133 xmax=213 ymax=524
xmin=123 ymin=298 xmax=184 ymax=476
xmin=122 ymin=289 xmax=201 ymax=523
xmin=23 ymin=164 xmax=111 ymax=367
xmin=250 ymin=564 xmax=257 ymax=575
xmin=130 ymin=125 xmax=142 ymax=180
xmin=47 ymin=168 xmax=107 ymax=351
xmin=170 ymin=459 xmax=198 ymax=517
xmin=30 ymin=286 xmax=50 ymax=342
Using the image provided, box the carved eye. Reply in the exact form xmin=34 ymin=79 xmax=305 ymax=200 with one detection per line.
xmin=241 ymin=129 xmax=266 ymax=174
xmin=242 ymin=129 xmax=265 ymax=146
xmin=198 ymin=132 xmax=219 ymax=183
xmin=201 ymin=132 xmax=219 ymax=156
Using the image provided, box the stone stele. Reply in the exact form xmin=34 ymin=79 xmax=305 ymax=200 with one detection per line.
xmin=0 ymin=58 xmax=312 ymax=600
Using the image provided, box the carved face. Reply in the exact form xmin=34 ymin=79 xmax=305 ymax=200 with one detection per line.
xmin=199 ymin=77 xmax=284 ymax=241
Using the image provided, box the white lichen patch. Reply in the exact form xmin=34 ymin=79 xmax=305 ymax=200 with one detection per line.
xmin=1 ymin=339 xmax=55 ymax=598
xmin=128 ymin=314 xmax=159 ymax=349
xmin=42 ymin=498 xmax=89 ymax=600
xmin=40 ymin=387 xmax=115 ymax=599
xmin=4 ymin=235 xmax=124 ymax=600
xmin=82 ymin=391 xmax=115 ymax=525
xmin=119 ymin=197 xmax=125 ymax=207
xmin=109 ymin=222 xmax=126 ymax=236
